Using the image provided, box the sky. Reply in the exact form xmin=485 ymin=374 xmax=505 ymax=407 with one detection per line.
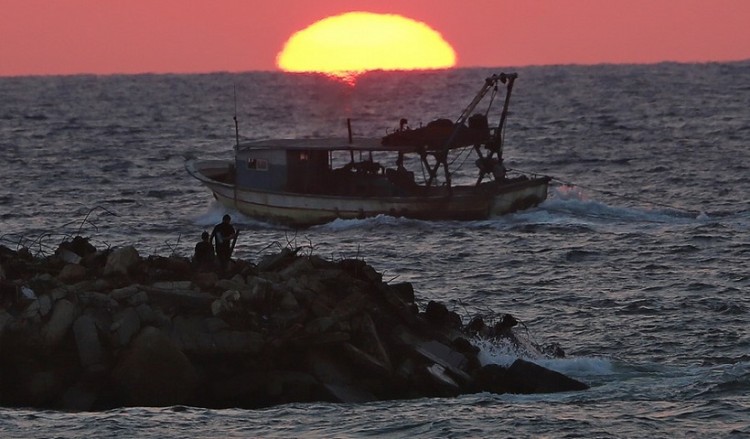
xmin=1 ymin=0 xmax=749 ymax=76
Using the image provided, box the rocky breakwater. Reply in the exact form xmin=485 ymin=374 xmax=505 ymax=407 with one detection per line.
xmin=0 ymin=236 xmax=588 ymax=411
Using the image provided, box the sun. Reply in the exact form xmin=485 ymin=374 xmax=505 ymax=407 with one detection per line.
xmin=276 ymin=12 xmax=456 ymax=82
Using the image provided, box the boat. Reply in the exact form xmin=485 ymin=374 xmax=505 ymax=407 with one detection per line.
xmin=186 ymin=73 xmax=550 ymax=227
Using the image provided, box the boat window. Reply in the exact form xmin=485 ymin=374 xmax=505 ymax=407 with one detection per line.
xmin=247 ymin=158 xmax=268 ymax=171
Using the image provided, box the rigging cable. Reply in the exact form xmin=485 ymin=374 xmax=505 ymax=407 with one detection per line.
xmin=453 ymin=85 xmax=500 ymax=170
xmin=485 ymin=85 xmax=497 ymax=117
xmin=449 ymin=145 xmax=473 ymax=169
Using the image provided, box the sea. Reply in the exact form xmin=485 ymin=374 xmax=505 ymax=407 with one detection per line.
xmin=1 ymin=61 xmax=749 ymax=438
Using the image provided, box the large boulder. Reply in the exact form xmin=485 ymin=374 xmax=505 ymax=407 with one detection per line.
xmin=112 ymin=326 xmax=198 ymax=407
xmin=57 ymin=264 xmax=87 ymax=284
xmin=41 ymin=299 xmax=78 ymax=347
xmin=103 ymin=246 xmax=140 ymax=276
xmin=73 ymin=315 xmax=105 ymax=371
xmin=505 ymin=359 xmax=589 ymax=393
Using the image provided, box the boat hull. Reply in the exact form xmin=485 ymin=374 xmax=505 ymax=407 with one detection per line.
xmin=187 ymin=160 xmax=549 ymax=227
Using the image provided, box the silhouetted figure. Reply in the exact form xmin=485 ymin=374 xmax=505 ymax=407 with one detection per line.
xmin=211 ymin=214 xmax=237 ymax=271
xmin=193 ymin=231 xmax=215 ymax=271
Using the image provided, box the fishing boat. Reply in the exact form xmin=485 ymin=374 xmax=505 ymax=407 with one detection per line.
xmin=186 ymin=73 xmax=550 ymax=227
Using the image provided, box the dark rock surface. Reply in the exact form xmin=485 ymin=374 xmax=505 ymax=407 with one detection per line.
xmin=0 ymin=236 xmax=588 ymax=411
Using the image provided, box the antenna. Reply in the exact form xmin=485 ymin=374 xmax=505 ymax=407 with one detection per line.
xmin=233 ymin=84 xmax=240 ymax=148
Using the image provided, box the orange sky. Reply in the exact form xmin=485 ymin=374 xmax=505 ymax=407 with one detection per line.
xmin=1 ymin=0 xmax=749 ymax=76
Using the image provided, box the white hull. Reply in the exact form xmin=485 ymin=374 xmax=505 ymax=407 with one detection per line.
xmin=187 ymin=160 xmax=549 ymax=227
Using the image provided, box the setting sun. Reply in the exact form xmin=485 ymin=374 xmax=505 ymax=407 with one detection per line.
xmin=276 ymin=12 xmax=456 ymax=81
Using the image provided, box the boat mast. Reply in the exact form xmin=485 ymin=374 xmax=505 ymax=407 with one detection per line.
xmin=490 ymin=73 xmax=517 ymax=157
xmin=473 ymin=73 xmax=517 ymax=185
xmin=233 ymin=85 xmax=240 ymax=148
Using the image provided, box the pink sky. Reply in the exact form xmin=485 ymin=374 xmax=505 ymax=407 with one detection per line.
xmin=1 ymin=0 xmax=749 ymax=76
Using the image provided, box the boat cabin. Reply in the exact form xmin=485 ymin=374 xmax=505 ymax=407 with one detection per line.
xmin=234 ymin=138 xmax=414 ymax=197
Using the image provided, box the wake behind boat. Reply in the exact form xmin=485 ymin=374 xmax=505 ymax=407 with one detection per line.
xmin=186 ymin=73 xmax=550 ymax=227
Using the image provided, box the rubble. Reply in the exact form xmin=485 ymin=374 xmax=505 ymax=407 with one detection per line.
xmin=0 ymin=236 xmax=588 ymax=410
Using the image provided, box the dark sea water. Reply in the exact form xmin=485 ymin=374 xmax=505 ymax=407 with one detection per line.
xmin=1 ymin=62 xmax=749 ymax=438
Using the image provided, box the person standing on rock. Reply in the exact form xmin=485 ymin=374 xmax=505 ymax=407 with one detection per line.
xmin=193 ymin=231 xmax=215 ymax=271
xmin=211 ymin=214 xmax=238 ymax=271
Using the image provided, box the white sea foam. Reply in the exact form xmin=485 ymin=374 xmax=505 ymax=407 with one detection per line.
xmin=475 ymin=336 xmax=614 ymax=378
xmin=191 ymin=201 xmax=282 ymax=229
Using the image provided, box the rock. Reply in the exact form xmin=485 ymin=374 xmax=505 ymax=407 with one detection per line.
xmin=473 ymin=364 xmax=511 ymax=394
xmin=342 ymin=343 xmax=391 ymax=377
xmin=73 ymin=315 xmax=105 ymax=370
xmin=81 ymin=251 xmax=108 ymax=270
xmin=192 ymin=272 xmax=218 ymax=290
xmin=50 ymin=285 xmax=72 ymax=301
xmin=112 ymin=326 xmax=198 ymax=407
xmin=211 ymin=290 xmax=241 ymax=317
xmin=140 ymin=286 xmax=214 ymax=309
xmin=279 ymin=257 xmax=315 ymax=279
xmin=423 ymin=300 xmax=461 ymax=329
xmin=209 ymin=370 xmax=265 ymax=404
xmin=20 ymin=285 xmax=36 ymax=301
xmin=110 ymin=307 xmax=141 ymax=347
xmin=243 ymin=276 xmax=272 ymax=301
xmin=57 ymin=264 xmax=87 ymax=283
xmin=465 ymin=316 xmax=486 ymax=337
xmin=126 ymin=291 xmax=149 ymax=307
xmin=26 ymin=370 xmax=62 ymax=406
xmin=541 ymin=342 xmax=566 ymax=358
xmin=215 ymin=278 xmax=246 ymax=293
xmin=277 ymin=288 xmax=299 ymax=311
xmin=266 ymin=371 xmax=321 ymax=403
xmin=0 ymin=310 xmax=13 ymax=334
xmin=397 ymin=330 xmax=472 ymax=383
xmin=21 ymin=299 xmax=41 ymax=320
xmin=171 ymin=316 xmax=264 ymax=355
xmin=110 ymin=285 xmax=140 ymax=302
xmin=134 ymin=303 xmax=157 ymax=325
xmin=353 ymin=312 xmax=392 ymax=370
xmin=60 ymin=381 xmax=99 ymax=411
xmin=291 ymin=331 xmax=350 ymax=347
xmin=425 ymin=363 xmax=461 ymax=394
xmin=29 ymin=273 xmax=58 ymax=294
xmin=389 ymin=282 xmax=415 ymax=303
xmin=452 ymin=337 xmax=481 ymax=372
xmin=92 ymin=278 xmax=113 ymax=292
xmin=308 ymin=352 xmax=376 ymax=403
xmin=59 ymin=236 xmax=97 ymax=259
xmin=151 ymin=280 xmax=194 ymax=291
xmin=218 ymin=331 xmax=266 ymax=354
xmin=77 ymin=291 xmax=119 ymax=311
xmin=330 ymin=292 xmax=369 ymax=321
xmin=42 ymin=299 xmax=78 ymax=347
xmin=162 ymin=256 xmax=192 ymax=276
xmin=505 ymin=359 xmax=589 ymax=393
xmin=204 ymin=317 xmax=229 ymax=332
xmin=339 ymin=259 xmax=382 ymax=283
xmin=305 ymin=316 xmax=336 ymax=334
xmin=38 ymin=294 xmax=53 ymax=317
xmin=57 ymin=248 xmax=82 ymax=265
xmin=308 ymin=295 xmax=334 ymax=318
xmin=257 ymin=247 xmax=298 ymax=272
xmin=104 ymin=246 xmax=140 ymax=276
